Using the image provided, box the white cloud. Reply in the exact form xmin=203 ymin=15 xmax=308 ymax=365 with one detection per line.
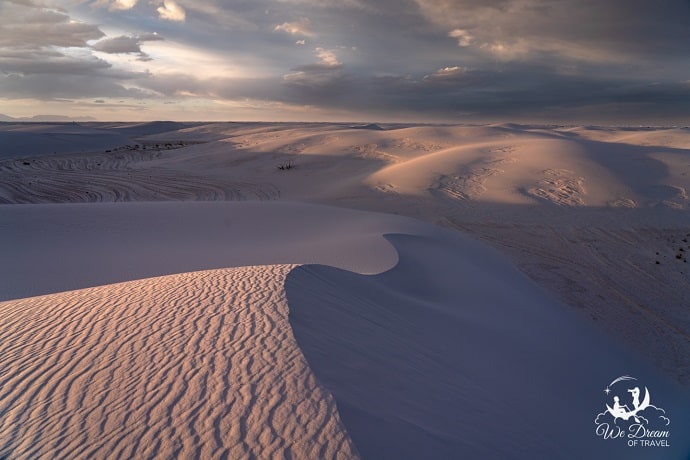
xmin=315 ymin=47 xmax=340 ymax=67
xmin=422 ymin=65 xmax=472 ymax=83
xmin=110 ymin=0 xmax=137 ymax=11
xmin=431 ymin=66 xmax=466 ymax=77
xmin=480 ymin=40 xmax=531 ymax=60
xmin=449 ymin=29 xmax=473 ymax=47
xmin=296 ymin=39 xmax=306 ymax=45
xmin=157 ymin=0 xmax=185 ymax=22
xmin=274 ymin=18 xmax=314 ymax=37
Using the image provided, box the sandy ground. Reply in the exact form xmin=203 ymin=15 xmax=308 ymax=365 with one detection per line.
xmin=3 ymin=122 xmax=687 ymax=381
xmin=0 ymin=265 xmax=359 ymax=459
xmin=1 ymin=121 xmax=689 ymax=459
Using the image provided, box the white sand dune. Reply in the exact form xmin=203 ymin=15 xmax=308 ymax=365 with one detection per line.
xmin=287 ymin=231 xmax=690 ymax=459
xmin=0 ymin=201 xmax=408 ymax=300
xmin=2 ymin=201 xmax=689 ymax=459
xmin=0 ymin=265 xmax=357 ymax=459
xmin=23 ymin=120 xmax=680 ymax=385
xmin=0 ymin=123 xmax=133 ymax=159
xmin=2 ymin=122 xmax=690 ymax=458
xmin=2 ymin=123 xmax=688 ymax=209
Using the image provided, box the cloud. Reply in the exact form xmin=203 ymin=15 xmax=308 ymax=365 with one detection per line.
xmin=88 ymin=0 xmax=138 ymax=11
xmin=110 ymin=0 xmax=138 ymax=11
xmin=157 ymin=0 xmax=185 ymax=22
xmin=0 ymin=2 xmax=110 ymax=78
xmin=92 ymin=33 xmax=164 ymax=61
xmin=0 ymin=72 xmax=150 ymax=100
xmin=276 ymin=60 xmax=690 ymax=122
xmin=423 ymin=66 xmax=472 ymax=83
xmin=0 ymin=0 xmax=152 ymax=101
xmin=132 ymin=72 xmax=286 ymax=102
xmin=282 ymin=68 xmax=342 ymax=87
xmin=413 ymin=0 xmax=690 ymax=64
xmin=448 ymin=29 xmax=473 ymax=47
xmin=282 ymin=47 xmax=343 ymax=85
xmin=159 ymin=0 xmax=258 ymax=30
xmin=0 ymin=50 xmax=112 ymax=75
xmin=273 ymin=0 xmax=370 ymax=9
xmin=0 ymin=3 xmax=104 ymax=49
xmin=315 ymin=47 xmax=341 ymax=66
xmin=274 ymin=18 xmax=315 ymax=37
xmin=2 ymin=0 xmax=690 ymax=122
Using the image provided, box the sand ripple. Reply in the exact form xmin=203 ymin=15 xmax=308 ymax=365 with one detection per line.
xmin=0 ymin=266 xmax=357 ymax=459
xmin=0 ymin=151 xmax=279 ymax=203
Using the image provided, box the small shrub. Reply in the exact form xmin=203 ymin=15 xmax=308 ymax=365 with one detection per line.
xmin=277 ymin=162 xmax=295 ymax=171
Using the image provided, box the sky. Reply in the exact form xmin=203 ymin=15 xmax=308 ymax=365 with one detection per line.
xmin=1 ymin=0 xmax=690 ymax=123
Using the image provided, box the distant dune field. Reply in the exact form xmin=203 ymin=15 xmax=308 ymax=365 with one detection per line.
xmin=1 ymin=122 xmax=689 ymax=459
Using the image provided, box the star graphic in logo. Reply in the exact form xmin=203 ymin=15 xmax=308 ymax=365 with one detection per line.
xmin=604 ymin=387 xmax=611 ymax=395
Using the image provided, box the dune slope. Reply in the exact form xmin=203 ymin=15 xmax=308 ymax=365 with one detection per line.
xmin=0 ymin=201 xmax=405 ymax=301
xmin=286 ymin=231 xmax=690 ymax=460
xmin=0 ymin=266 xmax=358 ymax=459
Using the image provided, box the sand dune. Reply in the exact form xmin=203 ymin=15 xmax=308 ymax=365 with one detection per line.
xmin=3 ymin=202 xmax=688 ymax=459
xmin=287 ymin=232 xmax=690 ymax=459
xmin=2 ymin=122 xmax=690 ymax=458
xmin=0 ymin=123 xmax=132 ymax=159
xmin=2 ymin=123 xmax=688 ymax=208
xmin=0 ymin=266 xmax=357 ymax=459
xmin=0 ymin=201 xmax=413 ymax=300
